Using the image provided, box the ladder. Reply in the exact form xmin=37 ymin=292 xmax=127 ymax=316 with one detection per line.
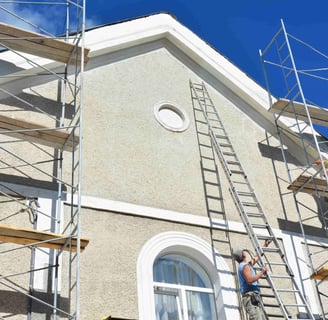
xmin=191 ymin=81 xmax=246 ymax=319
xmin=190 ymin=81 xmax=315 ymax=320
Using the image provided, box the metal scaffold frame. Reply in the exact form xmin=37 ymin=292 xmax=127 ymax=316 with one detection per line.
xmin=0 ymin=1 xmax=88 ymax=319
xmin=260 ymin=19 xmax=328 ymax=320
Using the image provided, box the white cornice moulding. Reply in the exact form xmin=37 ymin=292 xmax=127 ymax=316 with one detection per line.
xmin=68 ymin=194 xmax=328 ymax=247
xmin=86 ymin=13 xmax=271 ymax=118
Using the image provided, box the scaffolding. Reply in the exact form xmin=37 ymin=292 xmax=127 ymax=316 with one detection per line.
xmin=0 ymin=1 xmax=88 ymax=319
xmin=260 ymin=19 xmax=328 ymax=319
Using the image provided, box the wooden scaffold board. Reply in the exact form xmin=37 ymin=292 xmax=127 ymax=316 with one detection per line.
xmin=287 ymin=175 xmax=328 ymax=196
xmin=310 ymin=266 xmax=328 ymax=281
xmin=0 ymin=114 xmax=79 ymax=151
xmin=269 ymin=98 xmax=328 ymax=127
xmin=0 ymin=224 xmax=89 ymax=252
xmin=0 ymin=22 xmax=89 ymax=65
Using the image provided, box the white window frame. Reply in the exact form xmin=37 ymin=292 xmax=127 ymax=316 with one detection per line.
xmin=154 ymin=101 xmax=190 ymax=132
xmin=137 ymin=231 xmax=240 ymax=320
xmin=154 ymin=281 xmax=215 ymax=320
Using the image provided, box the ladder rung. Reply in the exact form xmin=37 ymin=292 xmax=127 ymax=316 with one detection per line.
xmin=200 ymin=155 xmax=214 ymax=161
xmin=276 ymin=288 xmax=299 ymax=293
xmin=191 ymin=82 xmax=314 ymax=320
xmin=231 ymin=180 xmax=248 ymax=185
xmin=215 ymin=134 xmax=228 ymax=139
xmin=263 ymin=303 xmax=281 ymax=308
xmin=206 ymin=195 xmax=221 ymax=201
xmin=195 ymin=119 xmax=208 ymax=125
xmin=222 ymin=151 xmax=235 ymax=156
xmin=260 ymin=293 xmax=276 ymax=298
xmin=219 ymin=142 xmax=232 ymax=147
xmin=284 ymin=303 xmax=307 ymax=307
xmin=237 ymin=191 xmax=254 ymax=197
xmin=208 ymin=209 xmax=225 ymax=215
xmin=211 ymin=125 xmax=223 ymax=130
xmin=202 ymin=167 xmax=217 ymax=173
xmin=262 ymin=247 xmax=280 ymax=253
xmin=257 ymin=235 xmax=273 ymax=241
xmin=199 ymin=143 xmax=212 ymax=149
xmin=266 ymin=262 xmax=287 ymax=267
xmin=204 ymin=181 xmax=219 ymax=187
xmin=230 ymin=170 xmax=245 ymax=175
xmin=251 ymin=224 xmax=268 ymax=229
xmin=227 ymin=160 xmax=240 ymax=165
xmin=269 ymin=274 xmax=293 ymax=279
xmin=241 ymin=201 xmax=258 ymax=207
xmin=245 ymin=212 xmax=263 ymax=218
xmin=265 ymin=313 xmax=284 ymax=318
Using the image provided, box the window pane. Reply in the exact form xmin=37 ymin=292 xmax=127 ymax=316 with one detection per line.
xmin=155 ymin=293 xmax=180 ymax=320
xmin=186 ymin=291 xmax=215 ymax=320
xmin=153 ymin=256 xmax=207 ymax=287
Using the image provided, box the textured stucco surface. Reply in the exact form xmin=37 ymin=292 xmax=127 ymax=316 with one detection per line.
xmin=81 ymin=47 xmax=312 ymax=229
xmin=79 ymin=208 xmax=227 ymax=319
xmin=0 ymin=34 xmax=324 ymax=320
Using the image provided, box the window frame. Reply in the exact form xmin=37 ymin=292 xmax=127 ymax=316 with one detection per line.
xmin=154 ymin=101 xmax=190 ymax=132
xmin=137 ymin=231 xmax=240 ymax=320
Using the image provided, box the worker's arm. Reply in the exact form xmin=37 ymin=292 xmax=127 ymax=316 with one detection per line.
xmin=248 ymin=240 xmax=271 ymax=266
xmin=242 ymin=263 xmax=267 ymax=284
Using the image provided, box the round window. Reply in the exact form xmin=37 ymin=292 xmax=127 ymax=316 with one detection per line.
xmin=154 ymin=102 xmax=189 ymax=132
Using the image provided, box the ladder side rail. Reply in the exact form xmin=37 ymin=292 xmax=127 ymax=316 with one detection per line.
xmin=193 ymin=82 xmax=288 ymax=317
xmin=191 ymin=81 xmax=316 ymax=320
xmin=209 ymin=113 xmax=293 ymax=320
xmin=228 ymin=173 xmax=294 ymax=319
xmin=190 ymin=81 xmax=246 ymax=319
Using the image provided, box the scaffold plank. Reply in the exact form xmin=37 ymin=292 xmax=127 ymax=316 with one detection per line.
xmin=310 ymin=267 xmax=328 ymax=281
xmin=269 ymin=98 xmax=328 ymax=126
xmin=0 ymin=224 xmax=89 ymax=252
xmin=287 ymin=175 xmax=328 ymax=195
xmin=0 ymin=114 xmax=78 ymax=150
xmin=0 ymin=23 xmax=89 ymax=65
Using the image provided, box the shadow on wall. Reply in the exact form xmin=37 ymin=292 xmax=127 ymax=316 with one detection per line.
xmin=259 ymin=140 xmax=328 ymax=232
xmin=0 ymin=91 xmax=75 ymax=119
xmin=0 ymin=290 xmax=70 ymax=318
xmin=277 ymin=218 xmax=328 ymax=238
xmin=257 ymin=142 xmax=301 ymax=165
xmin=0 ymin=290 xmax=28 ymax=315
xmin=0 ymin=58 xmax=24 ymax=76
xmin=313 ymin=195 xmax=328 ymax=231
xmin=258 ymin=137 xmax=328 ymax=232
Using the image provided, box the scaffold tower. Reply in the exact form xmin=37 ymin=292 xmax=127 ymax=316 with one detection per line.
xmin=0 ymin=1 xmax=88 ymax=319
xmin=260 ymin=19 xmax=328 ymax=320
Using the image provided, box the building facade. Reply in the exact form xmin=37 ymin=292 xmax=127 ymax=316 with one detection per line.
xmin=0 ymin=12 xmax=327 ymax=320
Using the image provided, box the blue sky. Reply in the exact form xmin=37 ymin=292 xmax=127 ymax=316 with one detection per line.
xmin=86 ymin=1 xmax=328 ymax=96
xmin=86 ymin=0 xmax=328 ymax=137
xmin=1 ymin=1 xmax=327 ymax=135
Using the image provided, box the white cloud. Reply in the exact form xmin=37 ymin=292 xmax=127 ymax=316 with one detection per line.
xmin=0 ymin=3 xmax=82 ymax=36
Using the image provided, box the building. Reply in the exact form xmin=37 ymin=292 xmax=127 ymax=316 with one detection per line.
xmin=0 ymin=8 xmax=327 ymax=320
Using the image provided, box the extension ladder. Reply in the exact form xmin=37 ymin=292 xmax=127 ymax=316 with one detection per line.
xmin=190 ymin=81 xmax=315 ymax=320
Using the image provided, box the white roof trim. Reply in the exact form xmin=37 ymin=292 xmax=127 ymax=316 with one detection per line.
xmin=85 ymin=13 xmax=324 ymax=157
xmin=0 ymin=13 xmax=323 ymax=156
xmin=86 ymin=13 xmax=271 ymax=118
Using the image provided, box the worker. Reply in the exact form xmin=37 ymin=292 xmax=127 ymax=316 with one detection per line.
xmin=314 ymin=159 xmax=328 ymax=176
xmin=233 ymin=240 xmax=270 ymax=320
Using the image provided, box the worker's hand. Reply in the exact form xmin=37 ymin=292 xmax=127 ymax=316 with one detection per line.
xmin=263 ymin=239 xmax=271 ymax=247
xmin=261 ymin=266 xmax=268 ymax=274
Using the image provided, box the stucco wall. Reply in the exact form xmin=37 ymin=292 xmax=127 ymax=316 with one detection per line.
xmin=81 ymin=46 xmax=314 ymax=230
xmin=79 ymin=208 xmax=235 ymax=319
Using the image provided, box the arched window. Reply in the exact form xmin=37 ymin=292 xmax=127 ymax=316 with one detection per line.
xmin=137 ymin=231 xmax=240 ymax=320
xmin=153 ymin=254 xmax=217 ymax=320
